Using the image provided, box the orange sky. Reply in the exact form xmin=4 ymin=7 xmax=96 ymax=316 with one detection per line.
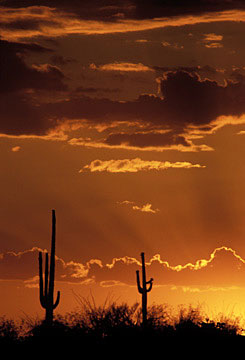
xmin=2 ymin=0 xmax=245 ymax=322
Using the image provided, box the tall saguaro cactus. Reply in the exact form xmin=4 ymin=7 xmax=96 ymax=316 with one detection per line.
xmin=39 ymin=209 xmax=60 ymax=324
xmin=136 ymin=252 xmax=153 ymax=326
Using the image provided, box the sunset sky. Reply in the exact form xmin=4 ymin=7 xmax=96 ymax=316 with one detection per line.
xmin=2 ymin=0 xmax=245 ymax=321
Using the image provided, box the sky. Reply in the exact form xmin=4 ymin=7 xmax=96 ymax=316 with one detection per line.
xmin=2 ymin=0 xmax=245 ymax=320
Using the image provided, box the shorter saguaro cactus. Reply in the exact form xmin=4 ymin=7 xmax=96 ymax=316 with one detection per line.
xmin=136 ymin=252 xmax=153 ymax=326
xmin=39 ymin=210 xmax=60 ymax=324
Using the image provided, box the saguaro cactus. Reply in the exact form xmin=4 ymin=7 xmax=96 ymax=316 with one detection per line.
xmin=136 ymin=252 xmax=153 ymax=326
xmin=39 ymin=209 xmax=60 ymax=324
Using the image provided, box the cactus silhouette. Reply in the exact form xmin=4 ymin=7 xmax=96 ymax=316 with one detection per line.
xmin=39 ymin=209 xmax=60 ymax=324
xmin=136 ymin=252 xmax=153 ymax=327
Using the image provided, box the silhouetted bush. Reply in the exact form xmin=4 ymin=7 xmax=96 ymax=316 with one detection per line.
xmin=1 ymin=302 xmax=244 ymax=351
xmin=173 ymin=305 xmax=242 ymax=338
xmin=0 ymin=317 xmax=19 ymax=345
xmin=62 ymin=299 xmax=141 ymax=346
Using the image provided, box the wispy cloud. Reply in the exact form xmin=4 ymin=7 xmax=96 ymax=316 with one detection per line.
xmin=89 ymin=62 xmax=153 ymax=72
xmin=202 ymin=33 xmax=223 ymax=48
xmin=132 ymin=203 xmax=159 ymax=213
xmin=79 ymin=158 xmax=206 ymax=173
xmin=203 ymin=33 xmax=223 ymax=42
xmin=237 ymin=130 xmax=245 ymax=135
xmin=171 ymin=285 xmax=240 ymax=293
xmin=100 ymin=280 xmax=128 ymax=287
xmin=204 ymin=43 xmax=223 ymax=48
xmin=118 ymin=200 xmax=160 ymax=214
xmin=68 ymin=136 xmax=211 ymax=153
xmin=11 ymin=146 xmax=21 ymax=152
xmin=162 ymin=41 xmax=184 ymax=49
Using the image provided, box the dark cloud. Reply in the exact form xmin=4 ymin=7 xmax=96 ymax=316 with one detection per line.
xmin=2 ymin=39 xmax=245 ymax=146
xmin=160 ymin=71 xmax=225 ymax=127
xmin=49 ymin=54 xmax=75 ymax=66
xmin=45 ymin=94 xmax=166 ymax=125
xmin=154 ymin=66 xmax=200 ymax=74
xmin=75 ymin=86 xmax=121 ymax=94
xmin=55 ymin=70 xmax=245 ymax=149
xmin=131 ymin=0 xmax=245 ymax=19
xmin=104 ymin=131 xmax=190 ymax=149
xmin=153 ymin=65 xmax=221 ymax=79
xmin=1 ymin=0 xmax=135 ymax=22
xmin=46 ymin=71 xmax=245 ymax=130
xmin=0 ymin=92 xmax=57 ymax=136
xmin=0 ymin=40 xmax=68 ymax=93
xmin=0 ymin=39 xmax=69 ymax=136
xmin=2 ymin=68 xmax=245 ymax=145
xmin=0 ymin=38 xmax=51 ymax=54
xmin=0 ymin=17 xmax=59 ymax=31
xmin=160 ymin=70 xmax=245 ymax=126
xmin=2 ymin=0 xmax=245 ymax=21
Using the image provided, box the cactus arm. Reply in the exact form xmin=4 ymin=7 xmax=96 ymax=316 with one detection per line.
xmin=146 ymin=278 xmax=153 ymax=292
xmin=39 ymin=252 xmax=45 ymax=308
xmin=38 ymin=252 xmax=43 ymax=293
xmin=141 ymin=252 xmax=146 ymax=285
xmin=136 ymin=270 xmax=143 ymax=294
xmin=146 ymin=278 xmax=153 ymax=284
xmin=49 ymin=210 xmax=56 ymax=298
xmin=40 ymin=297 xmax=47 ymax=309
xmin=53 ymin=291 xmax=60 ymax=309
xmin=39 ymin=252 xmax=48 ymax=309
xmin=44 ymin=252 xmax=49 ymax=299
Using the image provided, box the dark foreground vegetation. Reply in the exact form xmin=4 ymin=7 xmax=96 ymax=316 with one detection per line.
xmin=1 ymin=301 xmax=245 ymax=354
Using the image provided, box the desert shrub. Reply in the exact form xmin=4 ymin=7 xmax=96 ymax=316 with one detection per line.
xmin=211 ymin=312 xmax=243 ymax=336
xmin=28 ymin=319 xmax=70 ymax=338
xmin=0 ymin=301 xmax=244 ymax=350
xmin=147 ymin=303 xmax=173 ymax=326
xmin=70 ymin=297 xmax=139 ymax=338
xmin=0 ymin=316 xmax=19 ymax=345
xmin=172 ymin=304 xmax=243 ymax=338
xmin=173 ymin=304 xmax=204 ymax=336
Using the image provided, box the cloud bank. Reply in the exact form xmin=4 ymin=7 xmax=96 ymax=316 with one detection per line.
xmin=2 ymin=3 xmax=245 ymax=40
xmin=2 ymin=3 xmax=245 ymax=153
xmin=3 ymin=48 xmax=245 ymax=152
xmin=1 ymin=246 xmax=245 ymax=288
